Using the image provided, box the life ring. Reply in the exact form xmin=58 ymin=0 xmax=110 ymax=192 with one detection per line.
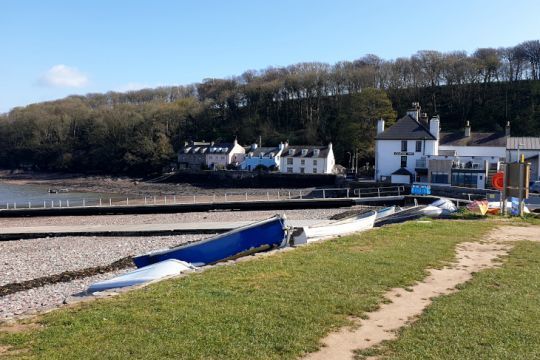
xmin=492 ymin=172 xmax=504 ymax=190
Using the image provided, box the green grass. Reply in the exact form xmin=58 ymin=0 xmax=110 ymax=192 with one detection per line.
xmin=0 ymin=221 xmax=493 ymax=360
xmin=356 ymin=241 xmax=540 ymax=360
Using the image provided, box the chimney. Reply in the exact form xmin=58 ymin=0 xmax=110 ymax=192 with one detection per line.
xmin=464 ymin=121 xmax=471 ymax=137
xmin=279 ymin=142 xmax=285 ymax=150
xmin=420 ymin=112 xmax=429 ymax=126
xmin=328 ymin=142 xmax=333 ymax=150
xmin=407 ymin=102 xmax=421 ymax=121
xmin=505 ymin=121 xmax=511 ymax=136
xmin=430 ymin=115 xmax=440 ymax=140
xmin=251 ymin=143 xmax=258 ymax=150
xmin=377 ymin=118 xmax=385 ymax=134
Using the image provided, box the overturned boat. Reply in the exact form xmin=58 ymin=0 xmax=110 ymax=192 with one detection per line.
xmin=133 ymin=215 xmax=290 ymax=268
xmin=294 ymin=210 xmax=376 ymax=244
xmin=375 ymin=205 xmax=397 ymax=220
xmin=89 ymin=259 xmax=194 ymax=293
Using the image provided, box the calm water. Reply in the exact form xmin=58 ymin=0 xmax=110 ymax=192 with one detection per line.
xmin=0 ymin=182 xmax=117 ymax=208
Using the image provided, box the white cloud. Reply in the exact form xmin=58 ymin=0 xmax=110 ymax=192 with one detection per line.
xmin=38 ymin=64 xmax=89 ymax=88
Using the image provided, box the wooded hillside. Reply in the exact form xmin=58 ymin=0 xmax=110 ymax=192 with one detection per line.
xmin=1 ymin=40 xmax=539 ymax=175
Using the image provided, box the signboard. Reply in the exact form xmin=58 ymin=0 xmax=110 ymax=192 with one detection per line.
xmin=393 ymin=152 xmax=414 ymax=155
xmin=510 ymin=197 xmax=520 ymax=216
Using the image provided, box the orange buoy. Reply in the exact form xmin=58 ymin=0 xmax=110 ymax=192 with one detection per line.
xmin=492 ymin=172 xmax=504 ymax=190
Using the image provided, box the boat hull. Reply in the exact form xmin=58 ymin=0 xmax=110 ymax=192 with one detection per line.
xmin=295 ymin=210 xmax=376 ymax=244
xmin=133 ymin=216 xmax=288 ymax=268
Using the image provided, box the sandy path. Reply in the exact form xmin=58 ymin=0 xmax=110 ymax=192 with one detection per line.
xmin=304 ymin=225 xmax=540 ymax=360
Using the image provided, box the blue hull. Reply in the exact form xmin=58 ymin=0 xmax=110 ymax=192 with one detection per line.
xmin=133 ymin=216 xmax=288 ymax=268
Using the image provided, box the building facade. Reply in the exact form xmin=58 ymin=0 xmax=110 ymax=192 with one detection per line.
xmin=177 ymin=141 xmax=211 ymax=169
xmin=240 ymin=143 xmax=285 ymax=171
xmin=506 ymin=137 xmax=540 ymax=181
xmin=205 ymin=140 xmax=246 ymax=169
xmin=279 ymin=144 xmax=335 ymax=174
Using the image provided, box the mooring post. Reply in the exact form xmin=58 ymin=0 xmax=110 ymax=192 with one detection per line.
xmin=99 ymin=198 xmax=102 ymax=206
xmin=300 ymin=190 xmax=303 ymax=199
xmin=28 ymin=201 xmax=31 ymax=209
xmin=83 ymin=199 xmax=86 ymax=207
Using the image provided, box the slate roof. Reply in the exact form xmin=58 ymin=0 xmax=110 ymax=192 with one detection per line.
xmin=281 ymin=145 xmax=331 ymax=158
xmin=209 ymin=143 xmax=236 ymax=154
xmin=439 ymin=131 xmax=507 ymax=147
xmin=179 ymin=142 xmax=211 ymax=154
xmin=247 ymin=147 xmax=281 ymax=157
xmin=376 ymin=115 xmax=436 ymax=140
xmin=392 ymin=167 xmax=413 ymax=176
xmin=507 ymin=137 xmax=540 ymax=150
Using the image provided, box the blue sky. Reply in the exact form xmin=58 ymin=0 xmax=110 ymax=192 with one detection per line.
xmin=1 ymin=0 xmax=539 ymax=113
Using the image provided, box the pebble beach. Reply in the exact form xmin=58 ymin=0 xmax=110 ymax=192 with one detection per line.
xmin=0 ymin=207 xmax=359 ymax=320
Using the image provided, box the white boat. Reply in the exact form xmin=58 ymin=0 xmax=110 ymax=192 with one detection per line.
xmin=430 ymin=198 xmax=457 ymax=214
xmin=88 ymin=259 xmax=195 ymax=293
xmin=419 ymin=205 xmax=443 ymax=217
xmin=375 ymin=206 xmax=397 ymax=220
xmin=294 ymin=210 xmax=376 ymax=245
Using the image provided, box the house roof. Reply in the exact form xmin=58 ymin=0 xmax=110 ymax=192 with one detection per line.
xmin=179 ymin=143 xmax=211 ymax=155
xmin=247 ymin=147 xmax=281 ymax=157
xmin=392 ymin=167 xmax=413 ymax=176
xmin=376 ymin=115 xmax=436 ymax=140
xmin=507 ymin=137 xmax=540 ymax=150
xmin=439 ymin=131 xmax=507 ymax=147
xmin=281 ymin=145 xmax=331 ymax=158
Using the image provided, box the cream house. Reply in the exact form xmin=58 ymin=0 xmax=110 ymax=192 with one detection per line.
xmin=279 ymin=144 xmax=335 ymax=174
xmin=205 ymin=139 xmax=245 ymax=169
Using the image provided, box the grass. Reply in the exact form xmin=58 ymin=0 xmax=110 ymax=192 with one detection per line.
xmin=356 ymin=241 xmax=540 ymax=360
xmin=0 ymin=220 xmax=494 ymax=359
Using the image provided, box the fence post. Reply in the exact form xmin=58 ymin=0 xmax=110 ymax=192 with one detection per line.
xmin=288 ymin=191 xmax=291 ymax=199
xmin=164 ymin=196 xmax=167 ymax=204
xmin=323 ymin=189 xmax=326 ymax=199
xmin=193 ymin=195 xmax=196 ymax=203
xmin=174 ymin=195 xmax=176 ymax=204
xmin=28 ymin=201 xmax=31 ymax=209
xmin=300 ymin=190 xmax=303 ymax=199
xmin=83 ymin=199 xmax=86 ymax=207
xmin=153 ymin=196 xmax=156 ymax=205
xmin=144 ymin=197 xmax=147 ymax=205
xmin=213 ymin=194 xmax=216 ymax=202
xmin=59 ymin=200 xmax=62 ymax=207
xmin=245 ymin=192 xmax=248 ymax=201
xmin=378 ymin=188 xmax=381 ymax=197
xmin=225 ymin=193 xmax=227 ymax=202
xmin=346 ymin=188 xmax=349 ymax=198
xmin=397 ymin=186 xmax=400 ymax=196
xmin=51 ymin=201 xmax=54 ymax=208
xmin=14 ymin=203 xmax=17 ymax=209
xmin=44 ymin=200 xmax=46 ymax=208
xmin=267 ymin=192 xmax=269 ymax=201
xmin=126 ymin=198 xmax=129 ymax=206
xmin=99 ymin=198 xmax=102 ymax=206
xmin=66 ymin=200 xmax=69 ymax=207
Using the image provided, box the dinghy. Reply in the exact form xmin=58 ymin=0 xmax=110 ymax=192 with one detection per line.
xmin=294 ymin=210 xmax=376 ymax=244
xmin=375 ymin=205 xmax=425 ymax=226
xmin=133 ymin=215 xmax=289 ymax=268
xmin=88 ymin=259 xmax=194 ymax=293
xmin=375 ymin=205 xmax=397 ymax=220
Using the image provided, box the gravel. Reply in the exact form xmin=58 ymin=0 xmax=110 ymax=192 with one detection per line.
xmin=0 ymin=269 xmax=130 ymax=320
xmin=0 ymin=234 xmax=209 ymax=286
xmin=0 ymin=207 xmax=366 ymax=321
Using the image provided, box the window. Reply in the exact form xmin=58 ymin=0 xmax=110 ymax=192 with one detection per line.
xmin=300 ymin=167 xmax=305 ymax=173
xmin=313 ymin=159 xmax=318 ymax=166
xmin=416 ymin=141 xmax=422 ymax=152
xmin=451 ymin=171 xmax=478 ymax=188
xmin=431 ymin=172 xmax=449 ymax=184
xmin=286 ymin=158 xmax=293 ymax=165
xmin=313 ymin=168 xmax=318 ymax=174
xmin=300 ymin=159 xmax=305 ymax=165
xmin=400 ymin=156 xmax=407 ymax=168
xmin=401 ymin=140 xmax=408 ymax=152
xmin=287 ymin=167 xmax=293 ymax=173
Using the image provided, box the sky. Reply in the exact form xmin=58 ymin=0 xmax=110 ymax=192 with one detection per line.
xmin=1 ymin=0 xmax=539 ymax=113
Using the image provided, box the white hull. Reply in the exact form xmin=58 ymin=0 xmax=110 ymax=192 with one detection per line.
xmin=294 ymin=210 xmax=376 ymax=244
xmin=375 ymin=206 xmax=396 ymax=220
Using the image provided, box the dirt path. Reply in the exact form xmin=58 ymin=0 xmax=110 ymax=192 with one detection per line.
xmin=304 ymin=225 xmax=540 ymax=360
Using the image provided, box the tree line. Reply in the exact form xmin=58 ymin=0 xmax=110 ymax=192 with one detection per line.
xmin=1 ymin=40 xmax=539 ymax=175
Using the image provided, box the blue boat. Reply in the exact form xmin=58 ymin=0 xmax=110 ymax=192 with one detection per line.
xmin=133 ymin=215 xmax=289 ymax=268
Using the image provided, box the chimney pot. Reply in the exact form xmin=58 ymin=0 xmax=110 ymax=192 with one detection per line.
xmin=465 ymin=121 xmax=471 ymax=137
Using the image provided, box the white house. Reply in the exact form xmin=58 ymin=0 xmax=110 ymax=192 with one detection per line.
xmin=375 ymin=102 xmax=510 ymax=188
xmin=240 ymin=143 xmax=286 ymax=171
xmin=205 ymin=140 xmax=245 ymax=169
xmin=375 ymin=103 xmax=439 ymax=184
xmin=279 ymin=144 xmax=335 ymax=174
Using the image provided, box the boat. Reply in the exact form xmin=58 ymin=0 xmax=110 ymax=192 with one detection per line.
xmin=133 ymin=215 xmax=290 ymax=268
xmin=294 ymin=210 xmax=376 ymax=245
xmin=466 ymin=200 xmax=489 ymax=215
xmin=375 ymin=205 xmax=425 ymax=226
xmin=375 ymin=205 xmax=397 ymax=220
xmin=88 ymin=259 xmax=194 ymax=293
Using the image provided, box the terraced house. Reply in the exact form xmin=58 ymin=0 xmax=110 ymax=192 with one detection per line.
xmin=279 ymin=144 xmax=335 ymax=174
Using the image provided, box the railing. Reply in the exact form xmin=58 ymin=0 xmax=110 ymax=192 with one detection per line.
xmin=0 ymin=186 xmax=406 ymax=210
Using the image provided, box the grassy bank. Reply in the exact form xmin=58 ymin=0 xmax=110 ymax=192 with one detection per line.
xmin=357 ymin=240 xmax=540 ymax=359
xmin=0 ymin=220 xmax=493 ymax=359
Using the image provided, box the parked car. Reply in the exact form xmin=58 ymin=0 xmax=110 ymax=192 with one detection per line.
xmin=531 ymin=181 xmax=540 ymax=193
